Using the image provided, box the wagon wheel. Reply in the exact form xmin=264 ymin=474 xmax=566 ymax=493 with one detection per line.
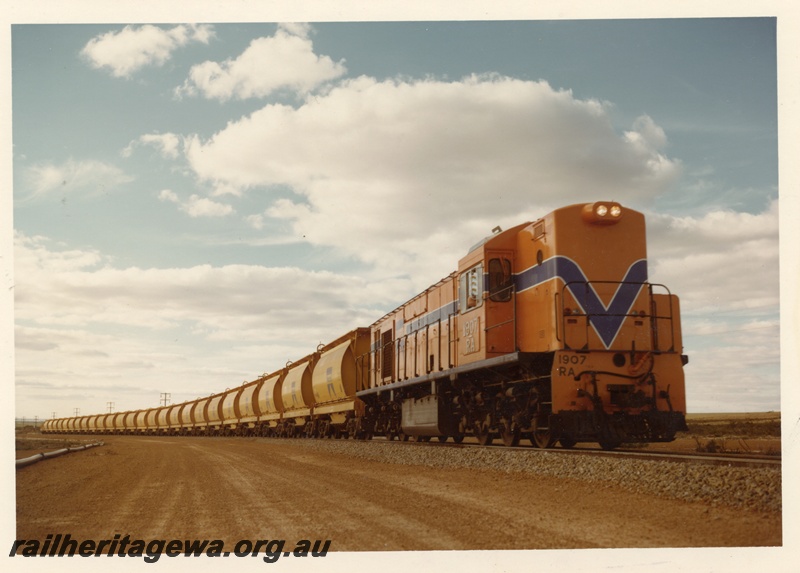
xmin=437 ymin=435 xmax=449 ymax=443
xmin=499 ymin=420 xmax=520 ymax=447
xmin=452 ymin=434 xmax=465 ymax=444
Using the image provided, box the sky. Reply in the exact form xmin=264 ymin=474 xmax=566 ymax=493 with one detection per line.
xmin=3 ymin=10 xmax=790 ymax=424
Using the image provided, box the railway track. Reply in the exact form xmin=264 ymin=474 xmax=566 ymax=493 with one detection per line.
xmin=350 ymin=435 xmax=781 ymax=468
xmin=37 ymin=431 xmax=780 ymax=468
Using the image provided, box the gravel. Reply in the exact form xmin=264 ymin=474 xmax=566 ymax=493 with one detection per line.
xmin=280 ymin=438 xmax=782 ymax=513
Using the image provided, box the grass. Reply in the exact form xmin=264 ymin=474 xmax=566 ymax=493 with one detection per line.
xmin=686 ymin=418 xmax=780 ymax=439
xmin=684 ymin=413 xmax=780 ymax=455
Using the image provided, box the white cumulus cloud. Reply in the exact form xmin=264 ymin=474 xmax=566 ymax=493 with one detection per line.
xmin=646 ymin=199 xmax=779 ymax=313
xmin=175 ymin=24 xmax=346 ymax=101
xmin=183 ymin=74 xmax=681 ymax=287
xmin=81 ymin=24 xmax=215 ymax=78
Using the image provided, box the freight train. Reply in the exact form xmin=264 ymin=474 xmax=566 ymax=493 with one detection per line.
xmin=42 ymin=202 xmax=688 ymax=450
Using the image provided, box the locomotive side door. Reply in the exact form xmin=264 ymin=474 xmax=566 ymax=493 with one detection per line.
xmin=485 ymin=251 xmax=515 ymax=355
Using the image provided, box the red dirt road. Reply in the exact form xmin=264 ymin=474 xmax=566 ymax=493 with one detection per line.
xmin=15 ymin=436 xmax=781 ymax=551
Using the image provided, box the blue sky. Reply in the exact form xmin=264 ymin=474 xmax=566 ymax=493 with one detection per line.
xmin=3 ymin=11 xmax=788 ymax=423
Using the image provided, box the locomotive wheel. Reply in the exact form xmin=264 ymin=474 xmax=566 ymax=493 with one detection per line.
xmin=599 ymin=437 xmax=622 ymax=450
xmin=598 ymin=425 xmax=623 ymax=450
xmin=530 ymin=415 xmax=555 ymax=448
xmin=558 ymin=436 xmax=577 ymax=449
xmin=531 ymin=429 xmax=555 ymax=448
xmin=475 ymin=425 xmax=493 ymax=446
xmin=500 ymin=423 xmax=520 ymax=447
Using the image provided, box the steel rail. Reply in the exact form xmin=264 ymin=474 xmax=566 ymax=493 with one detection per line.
xmin=357 ymin=436 xmax=781 ymax=468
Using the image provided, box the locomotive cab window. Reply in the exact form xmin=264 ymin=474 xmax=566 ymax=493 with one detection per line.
xmin=459 ymin=264 xmax=483 ymax=312
xmin=488 ymin=258 xmax=513 ymax=302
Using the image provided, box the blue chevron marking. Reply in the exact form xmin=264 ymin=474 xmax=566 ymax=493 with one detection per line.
xmin=515 ymin=256 xmax=648 ymax=348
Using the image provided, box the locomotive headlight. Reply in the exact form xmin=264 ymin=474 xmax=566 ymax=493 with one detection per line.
xmin=582 ymin=202 xmax=624 ymax=224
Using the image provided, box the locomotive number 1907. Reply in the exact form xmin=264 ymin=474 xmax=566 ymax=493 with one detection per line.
xmin=555 ymin=352 xmax=587 ymax=378
xmin=462 ymin=317 xmax=480 ymax=355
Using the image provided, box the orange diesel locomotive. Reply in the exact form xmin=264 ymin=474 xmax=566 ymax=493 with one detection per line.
xmin=361 ymin=201 xmax=687 ymax=449
xmin=42 ymin=202 xmax=688 ymax=449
